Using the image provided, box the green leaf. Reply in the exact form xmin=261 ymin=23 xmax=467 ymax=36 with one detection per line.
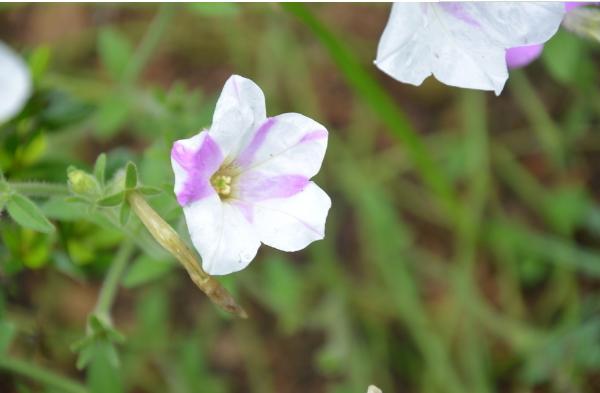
xmin=28 ymin=45 xmax=51 ymax=84
xmin=94 ymin=153 xmax=107 ymax=186
xmin=119 ymin=202 xmax=130 ymax=226
xmin=87 ymin=341 xmax=123 ymax=393
xmin=187 ymin=3 xmax=239 ymax=16
xmin=122 ymin=256 xmax=173 ymax=288
xmin=98 ymin=28 xmax=133 ymax=81
xmin=6 ymin=193 xmax=55 ymax=233
xmin=97 ymin=192 xmax=125 ymax=207
xmin=64 ymin=195 xmax=90 ymax=204
xmin=137 ymin=186 xmax=162 ymax=196
xmin=0 ymin=320 xmax=16 ymax=353
xmin=95 ymin=94 xmax=130 ymax=138
xmin=125 ymin=162 xmax=138 ymax=189
xmin=542 ymin=30 xmax=591 ymax=86
xmin=43 ymin=197 xmax=88 ymax=221
xmin=76 ymin=343 xmax=95 ymax=370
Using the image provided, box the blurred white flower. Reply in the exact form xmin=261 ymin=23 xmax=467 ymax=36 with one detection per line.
xmin=506 ymin=2 xmax=600 ymax=69
xmin=367 ymin=385 xmax=382 ymax=393
xmin=375 ymin=2 xmax=565 ymax=95
xmin=0 ymin=42 xmax=31 ymax=122
xmin=171 ymin=75 xmax=331 ymax=275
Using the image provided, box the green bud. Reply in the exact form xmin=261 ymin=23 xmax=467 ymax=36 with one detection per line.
xmin=68 ymin=167 xmax=100 ymax=196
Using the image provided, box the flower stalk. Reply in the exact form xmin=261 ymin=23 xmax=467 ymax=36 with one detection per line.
xmin=127 ymin=191 xmax=247 ymax=318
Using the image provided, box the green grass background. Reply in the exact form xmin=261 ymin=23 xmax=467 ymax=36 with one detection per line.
xmin=1 ymin=3 xmax=600 ymax=393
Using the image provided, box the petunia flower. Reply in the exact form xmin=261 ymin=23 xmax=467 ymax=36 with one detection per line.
xmin=375 ymin=2 xmax=565 ymax=95
xmin=0 ymin=41 xmax=31 ymax=123
xmin=171 ymin=75 xmax=331 ymax=275
xmin=506 ymin=2 xmax=599 ymax=69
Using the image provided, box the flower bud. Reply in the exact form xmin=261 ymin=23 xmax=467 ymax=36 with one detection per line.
xmin=67 ymin=168 xmax=99 ymax=196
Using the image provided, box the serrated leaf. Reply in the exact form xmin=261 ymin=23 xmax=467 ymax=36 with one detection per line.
xmin=119 ymin=202 xmax=130 ymax=226
xmin=94 ymin=153 xmax=107 ymax=186
xmin=123 ymin=256 xmax=173 ymax=288
xmin=6 ymin=194 xmax=55 ymax=233
xmin=98 ymin=28 xmax=133 ymax=81
xmin=97 ymin=192 xmax=125 ymax=207
xmin=125 ymin=162 xmax=138 ymax=189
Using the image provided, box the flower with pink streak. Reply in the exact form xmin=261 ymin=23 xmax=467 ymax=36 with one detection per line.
xmin=375 ymin=2 xmax=565 ymax=95
xmin=0 ymin=42 xmax=31 ymax=123
xmin=505 ymin=44 xmax=545 ymax=69
xmin=171 ymin=75 xmax=331 ymax=275
xmin=506 ymin=2 xmax=599 ymax=69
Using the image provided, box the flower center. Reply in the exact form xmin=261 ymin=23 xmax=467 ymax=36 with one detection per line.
xmin=211 ymin=174 xmax=232 ymax=197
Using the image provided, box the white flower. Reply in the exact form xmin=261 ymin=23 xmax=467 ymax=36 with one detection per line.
xmin=0 ymin=42 xmax=31 ymax=122
xmin=374 ymin=2 xmax=565 ymax=95
xmin=367 ymin=386 xmax=382 ymax=393
xmin=171 ymin=75 xmax=331 ymax=275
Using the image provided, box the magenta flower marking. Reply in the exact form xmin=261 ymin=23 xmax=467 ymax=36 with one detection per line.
xmin=505 ymin=44 xmax=545 ymax=69
xmin=171 ymin=133 xmax=223 ymax=205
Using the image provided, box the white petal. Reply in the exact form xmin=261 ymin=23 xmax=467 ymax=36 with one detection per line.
xmin=210 ymin=75 xmax=267 ymax=158
xmin=375 ymin=2 xmax=565 ymax=95
xmin=252 ymin=182 xmax=331 ymax=252
xmin=183 ymin=194 xmax=261 ymax=275
xmin=235 ymin=113 xmax=328 ymax=179
xmin=0 ymin=42 xmax=31 ymax=123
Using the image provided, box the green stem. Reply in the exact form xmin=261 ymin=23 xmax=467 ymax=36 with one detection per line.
xmin=8 ymin=182 xmax=69 ymax=197
xmin=0 ymin=356 xmax=88 ymax=393
xmin=510 ymin=70 xmax=565 ymax=170
xmin=453 ymin=91 xmax=492 ymax=393
xmin=94 ymin=242 xmax=135 ymax=317
xmin=122 ymin=4 xmax=175 ymax=86
xmin=283 ymin=3 xmax=459 ymax=222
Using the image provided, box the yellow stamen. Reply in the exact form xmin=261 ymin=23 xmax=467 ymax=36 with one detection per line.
xmin=212 ymin=175 xmax=232 ymax=197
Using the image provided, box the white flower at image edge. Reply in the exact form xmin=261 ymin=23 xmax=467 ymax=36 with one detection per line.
xmin=0 ymin=42 xmax=31 ymax=122
xmin=375 ymin=2 xmax=565 ymax=95
xmin=171 ymin=75 xmax=331 ymax=275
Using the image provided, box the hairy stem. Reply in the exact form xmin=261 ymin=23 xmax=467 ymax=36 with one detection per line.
xmin=8 ymin=182 xmax=69 ymax=197
xmin=127 ymin=191 xmax=247 ymax=318
xmin=0 ymin=357 xmax=88 ymax=393
xmin=94 ymin=242 xmax=135 ymax=318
